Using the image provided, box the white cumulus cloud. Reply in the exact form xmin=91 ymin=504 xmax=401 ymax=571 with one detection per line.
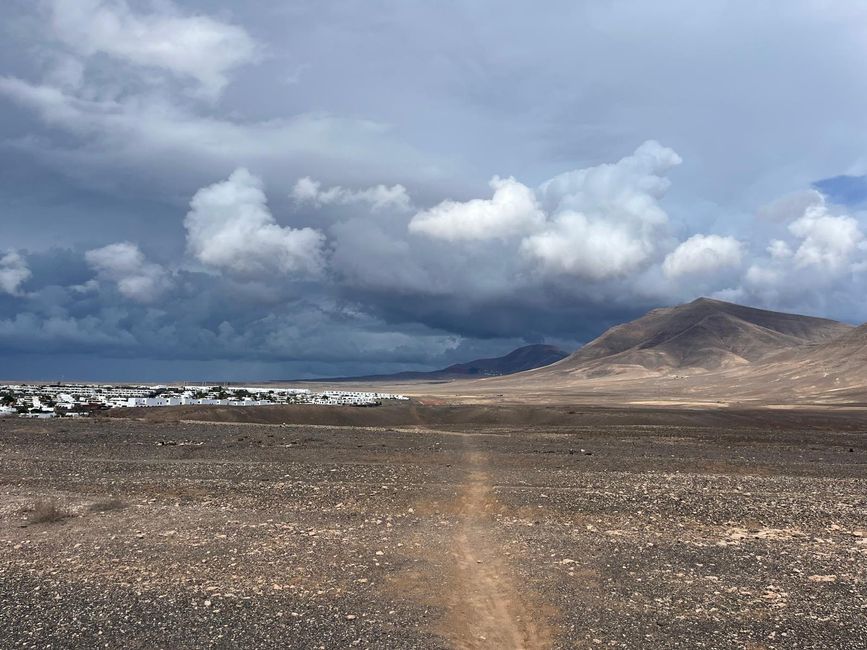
xmin=48 ymin=0 xmax=259 ymax=98
xmin=767 ymin=239 xmax=792 ymax=260
xmin=85 ymin=241 xmax=170 ymax=302
xmin=537 ymin=140 xmax=682 ymax=216
xmin=789 ymin=202 xmax=863 ymax=272
xmin=0 ymin=252 xmax=31 ymax=295
xmin=662 ymin=234 xmax=743 ymax=279
xmin=292 ymin=177 xmax=412 ymax=212
xmin=523 ymin=141 xmax=682 ymax=279
xmin=185 ymin=168 xmax=326 ymax=276
xmin=409 ymin=176 xmax=544 ymax=241
xmin=520 ymin=214 xmax=654 ymax=280
xmin=724 ymin=191 xmax=867 ymax=310
xmin=407 ymin=141 xmax=682 ymax=280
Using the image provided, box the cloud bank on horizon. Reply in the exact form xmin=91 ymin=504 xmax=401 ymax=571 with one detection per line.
xmin=2 ymin=0 xmax=867 ymax=380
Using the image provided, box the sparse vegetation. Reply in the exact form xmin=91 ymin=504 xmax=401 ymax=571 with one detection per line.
xmin=22 ymin=499 xmax=73 ymax=525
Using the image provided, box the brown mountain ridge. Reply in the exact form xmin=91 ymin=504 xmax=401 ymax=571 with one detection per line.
xmin=543 ymin=297 xmax=853 ymax=378
xmin=362 ymin=299 xmax=865 ymax=406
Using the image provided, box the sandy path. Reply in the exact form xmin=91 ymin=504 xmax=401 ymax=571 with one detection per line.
xmin=437 ymin=450 xmax=553 ymax=649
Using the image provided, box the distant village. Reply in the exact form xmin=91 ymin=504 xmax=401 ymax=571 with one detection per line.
xmin=0 ymin=383 xmax=409 ymax=418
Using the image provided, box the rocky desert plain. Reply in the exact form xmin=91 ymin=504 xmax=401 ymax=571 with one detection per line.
xmin=2 ymin=299 xmax=867 ymax=649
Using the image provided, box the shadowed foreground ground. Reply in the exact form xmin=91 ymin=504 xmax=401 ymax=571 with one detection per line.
xmin=1 ymin=409 xmax=866 ymax=648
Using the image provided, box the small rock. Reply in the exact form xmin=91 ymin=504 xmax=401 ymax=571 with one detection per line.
xmin=808 ymin=575 xmax=837 ymax=583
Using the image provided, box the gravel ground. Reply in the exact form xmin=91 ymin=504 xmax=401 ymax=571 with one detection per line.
xmin=0 ymin=414 xmax=865 ymax=648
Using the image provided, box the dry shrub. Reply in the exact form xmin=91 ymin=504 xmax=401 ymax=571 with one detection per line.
xmin=24 ymin=499 xmax=73 ymax=525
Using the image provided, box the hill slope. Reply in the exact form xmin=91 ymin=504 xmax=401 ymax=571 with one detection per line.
xmin=434 ymin=344 xmax=569 ymax=377
xmin=538 ymin=298 xmax=852 ymax=378
xmin=709 ymin=322 xmax=867 ymax=402
xmin=326 ymin=300 xmax=865 ymax=405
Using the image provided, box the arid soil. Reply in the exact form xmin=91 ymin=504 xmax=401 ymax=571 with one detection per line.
xmin=1 ymin=407 xmax=866 ymax=648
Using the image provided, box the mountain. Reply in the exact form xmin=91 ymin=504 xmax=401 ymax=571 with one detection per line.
xmin=716 ymin=322 xmax=867 ymax=401
xmin=290 ymin=344 xmax=569 ymax=383
xmin=436 ymin=344 xmax=569 ymax=377
xmin=538 ymin=298 xmax=853 ymax=378
xmin=803 ymin=322 xmax=867 ymax=359
xmin=385 ymin=299 xmax=866 ymax=406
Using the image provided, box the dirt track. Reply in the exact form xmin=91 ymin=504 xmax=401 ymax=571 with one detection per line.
xmin=1 ymin=409 xmax=866 ymax=648
xmin=437 ymin=450 xmax=552 ymax=649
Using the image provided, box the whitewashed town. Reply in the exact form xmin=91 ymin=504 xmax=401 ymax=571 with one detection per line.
xmin=0 ymin=383 xmax=409 ymax=418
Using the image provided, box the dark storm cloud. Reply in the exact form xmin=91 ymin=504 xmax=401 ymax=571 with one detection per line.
xmin=25 ymin=248 xmax=92 ymax=287
xmin=3 ymin=0 xmax=867 ymax=380
xmin=335 ymin=286 xmax=649 ymax=344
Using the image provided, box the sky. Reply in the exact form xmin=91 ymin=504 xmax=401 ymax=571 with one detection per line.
xmin=3 ymin=0 xmax=867 ymax=381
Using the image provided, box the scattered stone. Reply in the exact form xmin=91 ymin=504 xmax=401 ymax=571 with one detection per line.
xmin=808 ymin=575 xmax=837 ymax=583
